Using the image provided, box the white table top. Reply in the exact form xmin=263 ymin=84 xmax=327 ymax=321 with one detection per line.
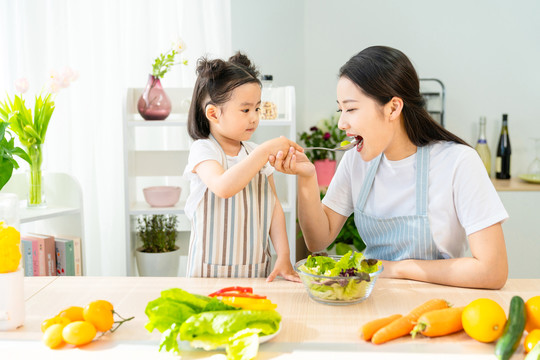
xmin=1 ymin=276 xmax=537 ymax=359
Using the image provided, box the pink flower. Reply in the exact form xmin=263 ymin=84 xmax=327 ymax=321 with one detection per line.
xmin=14 ymin=78 xmax=29 ymax=93
xmin=323 ymin=132 xmax=331 ymax=140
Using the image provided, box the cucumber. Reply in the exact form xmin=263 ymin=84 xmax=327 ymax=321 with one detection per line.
xmin=495 ymin=296 xmax=526 ymax=360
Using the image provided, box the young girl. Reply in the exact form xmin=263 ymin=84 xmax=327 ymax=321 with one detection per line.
xmin=184 ymin=52 xmax=301 ymax=282
xmin=271 ymin=46 xmax=509 ymax=289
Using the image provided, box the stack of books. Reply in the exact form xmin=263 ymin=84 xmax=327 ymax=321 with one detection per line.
xmin=20 ymin=233 xmax=83 ymax=276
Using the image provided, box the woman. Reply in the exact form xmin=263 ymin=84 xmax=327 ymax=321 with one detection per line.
xmin=271 ymin=46 xmax=508 ymax=289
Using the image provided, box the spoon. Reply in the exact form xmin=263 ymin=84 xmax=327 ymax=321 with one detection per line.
xmin=304 ymin=138 xmax=360 ymax=152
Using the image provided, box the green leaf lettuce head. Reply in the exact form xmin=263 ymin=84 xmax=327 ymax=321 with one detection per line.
xmin=145 ymin=287 xmax=281 ymax=358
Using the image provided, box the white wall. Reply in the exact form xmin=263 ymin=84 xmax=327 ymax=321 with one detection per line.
xmin=231 ymin=0 xmax=540 ymax=278
xmin=232 ymin=0 xmax=540 ymax=176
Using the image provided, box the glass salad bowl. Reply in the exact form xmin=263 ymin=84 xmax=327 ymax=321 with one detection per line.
xmin=294 ymin=254 xmax=383 ymax=306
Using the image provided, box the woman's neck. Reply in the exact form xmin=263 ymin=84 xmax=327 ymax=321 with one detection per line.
xmin=383 ymin=119 xmax=417 ymax=161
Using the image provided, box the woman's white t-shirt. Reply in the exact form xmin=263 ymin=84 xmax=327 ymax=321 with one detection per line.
xmin=322 ymin=141 xmax=508 ymax=258
xmin=183 ymin=139 xmax=273 ymax=221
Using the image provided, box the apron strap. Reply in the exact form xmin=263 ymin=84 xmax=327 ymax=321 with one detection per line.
xmin=416 ymin=145 xmax=430 ymax=216
xmin=356 ymin=153 xmax=383 ymax=210
xmin=356 ymin=145 xmax=430 ymax=215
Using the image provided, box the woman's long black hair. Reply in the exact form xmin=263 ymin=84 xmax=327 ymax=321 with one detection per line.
xmin=339 ymin=46 xmax=469 ymax=147
xmin=187 ymin=52 xmax=260 ymax=140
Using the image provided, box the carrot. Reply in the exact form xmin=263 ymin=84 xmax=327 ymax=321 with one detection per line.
xmin=371 ymin=298 xmax=449 ymax=345
xmin=410 ymin=306 xmax=464 ymax=338
xmin=360 ymin=314 xmax=403 ymax=341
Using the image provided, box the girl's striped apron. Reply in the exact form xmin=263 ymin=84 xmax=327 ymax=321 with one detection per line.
xmin=354 ymin=145 xmax=443 ymax=261
xmin=186 ymin=137 xmax=275 ymax=278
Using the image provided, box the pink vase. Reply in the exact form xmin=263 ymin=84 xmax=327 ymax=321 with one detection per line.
xmin=314 ymin=159 xmax=336 ymax=187
xmin=137 ymin=75 xmax=171 ymax=120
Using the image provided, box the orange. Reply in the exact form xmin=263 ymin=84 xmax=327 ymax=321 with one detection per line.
xmin=526 ymin=296 xmax=540 ymax=333
xmin=462 ymin=298 xmax=506 ymax=343
xmin=525 ymin=329 xmax=540 ymax=353
xmin=83 ymin=300 xmax=114 ymax=332
xmin=57 ymin=306 xmax=85 ymax=322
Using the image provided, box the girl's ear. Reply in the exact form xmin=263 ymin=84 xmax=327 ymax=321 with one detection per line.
xmin=387 ymin=96 xmax=404 ymax=122
xmin=205 ymin=104 xmax=220 ymax=124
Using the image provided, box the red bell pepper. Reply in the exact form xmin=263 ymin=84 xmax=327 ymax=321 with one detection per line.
xmin=208 ymin=286 xmax=253 ymax=297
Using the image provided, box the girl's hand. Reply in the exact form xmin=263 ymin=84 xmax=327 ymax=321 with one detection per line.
xmin=266 ymin=257 xmax=301 ymax=283
xmin=261 ymin=136 xmax=303 ymax=158
xmin=270 ymin=149 xmax=315 ymax=177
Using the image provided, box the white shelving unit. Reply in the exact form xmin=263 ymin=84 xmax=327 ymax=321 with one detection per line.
xmin=123 ymin=86 xmax=297 ymax=276
xmin=1 ymin=172 xmax=86 ymax=274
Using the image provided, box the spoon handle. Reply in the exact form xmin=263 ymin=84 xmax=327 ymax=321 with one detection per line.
xmin=304 ymin=141 xmax=358 ymax=152
xmin=303 ymin=146 xmax=343 ymax=151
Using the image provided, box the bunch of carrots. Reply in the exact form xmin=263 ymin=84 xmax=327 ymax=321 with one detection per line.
xmin=361 ymin=298 xmax=464 ymax=344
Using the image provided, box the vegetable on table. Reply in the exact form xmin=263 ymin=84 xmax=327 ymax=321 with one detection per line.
xmin=145 ymin=287 xmax=281 ymax=358
xmin=495 ymin=295 xmax=526 ymax=360
xmin=220 ymin=296 xmax=277 ymax=311
xmin=411 ymin=307 xmax=464 ymax=338
xmin=208 ymin=286 xmax=254 ymax=297
xmin=371 ymin=298 xmax=449 ymax=345
xmin=360 ymin=314 xmax=402 ymax=341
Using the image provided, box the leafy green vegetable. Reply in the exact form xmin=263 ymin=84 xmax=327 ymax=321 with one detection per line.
xmin=226 ymin=329 xmax=260 ymax=360
xmin=298 ymin=251 xmax=382 ymax=301
xmin=180 ymin=310 xmax=281 ymax=348
xmin=145 ymin=288 xmax=281 ymax=358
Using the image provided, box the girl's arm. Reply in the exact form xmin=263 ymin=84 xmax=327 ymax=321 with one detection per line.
xmin=195 ymin=137 xmax=301 ymax=199
xmin=270 ymin=150 xmax=348 ymax=252
xmin=265 ymin=175 xmax=300 ymax=282
xmin=381 ymin=223 xmax=508 ymax=289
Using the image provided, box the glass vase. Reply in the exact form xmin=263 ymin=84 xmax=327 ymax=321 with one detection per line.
xmin=137 ymin=75 xmax=171 ymax=121
xmin=27 ymin=143 xmax=46 ymax=208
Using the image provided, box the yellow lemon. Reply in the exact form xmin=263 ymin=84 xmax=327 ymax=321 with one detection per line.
xmin=462 ymin=298 xmax=506 ymax=343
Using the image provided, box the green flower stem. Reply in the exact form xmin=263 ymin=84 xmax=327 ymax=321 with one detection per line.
xmin=28 ymin=143 xmax=43 ymax=206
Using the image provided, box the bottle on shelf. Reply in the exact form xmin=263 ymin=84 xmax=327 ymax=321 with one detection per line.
xmin=475 ymin=116 xmax=491 ymax=176
xmin=495 ymin=114 xmax=511 ymax=179
xmin=260 ymin=75 xmax=277 ymax=120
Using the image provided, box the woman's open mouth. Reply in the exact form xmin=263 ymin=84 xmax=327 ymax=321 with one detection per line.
xmin=355 ymin=136 xmax=364 ymax=152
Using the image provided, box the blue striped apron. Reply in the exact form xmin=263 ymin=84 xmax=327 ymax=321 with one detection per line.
xmin=354 ymin=145 xmax=442 ymax=260
xmin=186 ymin=137 xmax=274 ymax=278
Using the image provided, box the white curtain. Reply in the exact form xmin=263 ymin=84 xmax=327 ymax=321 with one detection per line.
xmin=0 ymin=0 xmax=232 ymax=275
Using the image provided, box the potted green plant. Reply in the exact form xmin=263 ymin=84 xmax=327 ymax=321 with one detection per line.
xmin=298 ymin=113 xmax=346 ymax=187
xmin=135 ymin=214 xmax=180 ymax=276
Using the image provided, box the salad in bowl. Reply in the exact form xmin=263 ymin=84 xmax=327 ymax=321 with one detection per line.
xmin=294 ymin=251 xmax=383 ymax=305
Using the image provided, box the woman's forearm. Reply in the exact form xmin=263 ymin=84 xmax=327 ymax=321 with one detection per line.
xmin=382 ymin=256 xmax=507 ymax=289
xmin=297 ymin=175 xmax=335 ymax=252
xmin=382 ymin=223 xmax=508 ymax=289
